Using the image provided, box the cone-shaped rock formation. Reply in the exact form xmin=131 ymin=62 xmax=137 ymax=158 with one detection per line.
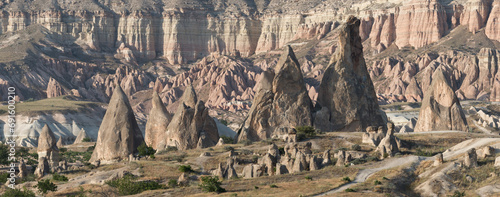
xmin=315 ymin=16 xmax=386 ymax=132
xmin=164 ymin=85 xmax=219 ymax=150
xmin=145 ymin=91 xmax=172 ymax=150
xmin=37 ymin=125 xmax=59 ymax=165
xmin=90 ymin=85 xmax=144 ymax=164
xmin=414 ymin=68 xmax=468 ymax=132
xmin=74 ymin=128 xmax=91 ymax=144
xmin=238 ymin=46 xmax=313 ymax=142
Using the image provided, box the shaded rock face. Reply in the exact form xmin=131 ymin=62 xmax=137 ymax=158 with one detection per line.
xmin=144 ymin=91 xmax=172 ymax=150
xmin=238 ymin=46 xmax=313 ymax=142
xmin=90 ymin=85 xmax=144 ymax=164
xmin=315 ymin=16 xmax=386 ymax=132
xmin=37 ymin=125 xmax=59 ymax=165
xmin=464 ymin=148 xmax=478 ymax=168
xmin=164 ymin=85 xmax=219 ymax=150
xmin=34 ymin=157 xmax=49 ymax=178
xmin=414 ymin=68 xmax=468 ymax=132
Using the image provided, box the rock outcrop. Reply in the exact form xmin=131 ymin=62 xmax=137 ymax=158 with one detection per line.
xmin=37 ymin=125 xmax=59 ymax=166
xmin=315 ymin=16 xmax=386 ymax=132
xmin=164 ymin=85 xmax=219 ymax=150
xmin=34 ymin=157 xmax=49 ymax=178
xmin=90 ymin=85 xmax=144 ymax=164
xmin=145 ymin=91 xmax=172 ymax=150
xmin=46 ymin=77 xmax=65 ymax=98
xmin=18 ymin=160 xmax=27 ymax=179
xmin=414 ymin=68 xmax=468 ymax=132
xmin=375 ymin=123 xmax=401 ymax=157
xmin=486 ymin=0 xmax=500 ymax=41
xmin=237 ymin=46 xmax=313 ymax=142
xmin=73 ymin=128 xmax=91 ymax=144
xmin=464 ymin=148 xmax=478 ymax=168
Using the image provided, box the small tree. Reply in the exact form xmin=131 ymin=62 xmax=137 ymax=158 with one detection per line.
xmin=137 ymin=142 xmax=156 ymax=157
xmin=178 ymin=165 xmax=193 ymax=173
xmin=199 ymin=176 xmax=226 ymax=193
xmin=82 ymin=138 xmax=92 ymax=142
xmin=295 ymin=126 xmax=316 ymax=141
xmin=35 ymin=179 xmax=57 ymax=194
xmin=1 ymin=187 xmax=35 ymax=197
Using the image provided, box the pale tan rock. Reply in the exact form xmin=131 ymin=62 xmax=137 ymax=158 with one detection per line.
xmin=178 ymin=173 xmax=188 ymax=185
xmin=315 ymin=16 xmax=386 ymax=132
xmin=164 ymin=85 xmax=219 ymax=150
xmin=90 ymin=85 xmax=145 ymax=164
xmin=145 ymin=91 xmax=172 ymax=150
xmin=37 ymin=125 xmax=59 ymax=166
xmin=495 ymin=156 xmax=500 ymax=167
xmin=434 ymin=153 xmax=444 ymax=166
xmin=74 ymin=128 xmax=91 ymax=144
xmin=486 ymin=0 xmax=500 ymax=41
xmin=461 ymin=0 xmax=492 ymax=33
xmin=18 ymin=159 xmax=27 ymax=179
xmin=34 ymin=157 xmax=49 ymax=178
xmin=464 ymin=148 xmax=478 ymax=168
xmin=376 ymin=122 xmax=401 ymax=157
xmin=238 ymin=46 xmax=313 ymax=142
xmin=414 ymin=68 xmax=468 ymax=132
xmin=47 ymin=77 xmax=65 ymax=98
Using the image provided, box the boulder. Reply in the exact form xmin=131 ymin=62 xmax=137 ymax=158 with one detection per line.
xmin=477 ymin=146 xmax=494 ymax=159
xmin=414 ymin=68 xmax=468 ymax=132
xmin=237 ymin=46 xmax=313 ymax=142
xmin=434 ymin=153 xmax=444 ymax=166
xmin=145 ymin=91 xmax=172 ymax=150
xmin=495 ymin=156 xmax=500 ymax=167
xmin=376 ymin=122 xmax=401 ymax=157
xmin=464 ymin=148 xmax=478 ymax=168
xmin=315 ymin=16 xmax=386 ymax=132
xmin=90 ymin=85 xmax=145 ymax=164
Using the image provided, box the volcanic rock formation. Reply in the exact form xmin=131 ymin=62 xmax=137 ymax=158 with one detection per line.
xmin=90 ymin=85 xmax=144 ymax=164
xmin=237 ymin=46 xmax=313 ymax=142
xmin=414 ymin=68 xmax=468 ymax=132
xmin=315 ymin=16 xmax=386 ymax=132
xmin=46 ymin=77 xmax=65 ymax=98
xmin=163 ymin=85 xmax=219 ymax=150
xmin=73 ymin=128 xmax=91 ymax=144
xmin=145 ymin=91 xmax=172 ymax=150
xmin=37 ymin=125 xmax=59 ymax=166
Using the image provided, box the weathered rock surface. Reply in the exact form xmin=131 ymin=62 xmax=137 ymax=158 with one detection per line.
xmin=237 ymin=46 xmax=313 ymax=142
xmin=434 ymin=153 xmax=444 ymax=166
xmin=37 ymin=125 xmax=59 ymax=166
xmin=47 ymin=77 xmax=65 ymax=98
xmin=90 ymin=85 xmax=144 ymax=164
xmin=34 ymin=157 xmax=49 ymax=178
xmin=414 ymin=68 xmax=468 ymax=132
xmin=315 ymin=16 xmax=386 ymax=132
xmin=376 ymin=123 xmax=401 ymax=157
xmin=73 ymin=128 xmax=91 ymax=144
xmin=164 ymin=86 xmax=219 ymax=150
xmin=144 ymin=91 xmax=172 ymax=150
xmin=464 ymin=148 xmax=478 ymax=168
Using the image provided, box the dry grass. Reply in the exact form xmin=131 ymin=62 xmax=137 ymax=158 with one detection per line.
xmin=0 ymin=96 xmax=103 ymax=114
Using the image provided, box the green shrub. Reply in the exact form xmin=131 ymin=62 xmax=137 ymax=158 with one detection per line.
xmin=342 ymin=177 xmax=352 ymax=182
xmin=106 ymin=174 xmax=162 ymax=195
xmin=254 ymin=186 xmax=259 ymax=189
xmin=52 ymin=173 xmax=69 ymax=182
xmin=351 ymin=144 xmax=361 ymax=151
xmin=178 ymin=165 xmax=194 ymax=173
xmin=35 ymin=179 xmax=57 ymax=194
xmin=0 ymin=144 xmax=10 ymax=165
xmin=199 ymin=176 xmax=226 ymax=193
xmin=1 ymin=187 xmax=35 ymax=197
xmin=168 ymin=179 xmax=178 ymax=188
xmin=82 ymin=138 xmax=92 ymax=142
xmin=220 ymin=119 xmax=229 ymax=126
xmin=59 ymin=148 xmax=67 ymax=153
xmin=137 ymin=142 xmax=156 ymax=157
xmin=224 ymin=146 xmax=235 ymax=152
xmin=0 ymin=173 xmax=8 ymax=182
xmin=374 ymin=180 xmax=382 ymax=185
xmin=220 ymin=136 xmax=234 ymax=144
xmin=270 ymin=184 xmax=278 ymax=188
xmin=305 ymin=176 xmax=312 ymax=181
xmin=86 ymin=144 xmax=95 ymax=152
xmin=450 ymin=191 xmax=465 ymax=197
xmin=344 ymin=188 xmax=356 ymax=192
xmin=296 ymin=126 xmax=316 ymax=141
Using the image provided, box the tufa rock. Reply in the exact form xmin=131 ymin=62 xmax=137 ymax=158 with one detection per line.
xmin=47 ymin=77 xmax=65 ymax=98
xmin=414 ymin=68 xmax=468 ymax=132
xmin=90 ymin=85 xmax=145 ymax=164
xmin=74 ymin=128 xmax=91 ymax=144
xmin=495 ymin=156 xmax=500 ymax=167
xmin=216 ymin=138 xmax=225 ymax=146
xmin=315 ymin=16 xmax=386 ymax=132
xmin=18 ymin=160 xmax=27 ymax=179
xmin=34 ymin=157 xmax=50 ymax=178
xmin=57 ymin=137 xmax=63 ymax=148
xmin=464 ymin=148 xmax=478 ymax=168
xmin=164 ymin=85 xmax=219 ymax=150
xmin=376 ymin=122 xmax=401 ymax=157
xmin=237 ymin=46 xmax=313 ymax=142
xmin=37 ymin=125 xmax=59 ymax=166
xmin=145 ymin=91 xmax=172 ymax=150
xmin=434 ymin=153 xmax=444 ymax=166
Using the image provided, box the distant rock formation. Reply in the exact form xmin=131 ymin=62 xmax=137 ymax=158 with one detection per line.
xmin=145 ymin=91 xmax=172 ymax=150
xmin=73 ymin=128 xmax=91 ymax=144
xmin=375 ymin=123 xmax=401 ymax=157
xmin=315 ymin=16 xmax=386 ymax=132
xmin=47 ymin=77 xmax=65 ymax=98
xmin=37 ymin=125 xmax=59 ymax=166
xmin=414 ymin=68 xmax=468 ymax=132
xmin=164 ymin=85 xmax=219 ymax=150
xmin=34 ymin=157 xmax=49 ymax=178
xmin=90 ymin=85 xmax=144 ymax=164
xmin=237 ymin=46 xmax=313 ymax=142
